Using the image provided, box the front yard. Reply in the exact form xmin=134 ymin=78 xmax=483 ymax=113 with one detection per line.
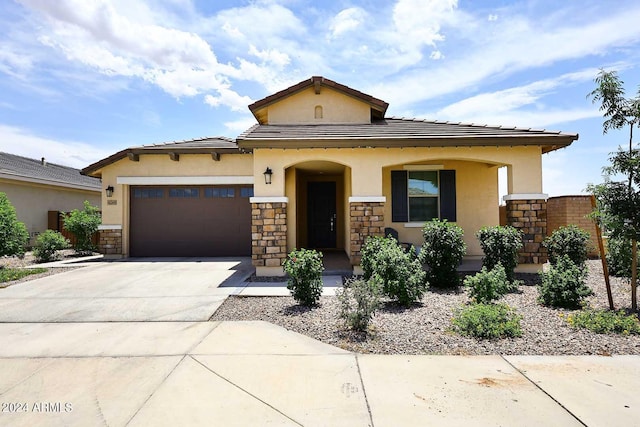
xmin=211 ymin=260 xmax=640 ymax=355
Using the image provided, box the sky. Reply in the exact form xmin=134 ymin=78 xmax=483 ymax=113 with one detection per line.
xmin=1 ymin=0 xmax=640 ymax=197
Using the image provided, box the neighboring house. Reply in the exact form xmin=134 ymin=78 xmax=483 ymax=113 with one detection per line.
xmin=82 ymin=76 xmax=578 ymax=275
xmin=0 ymin=152 xmax=101 ymax=245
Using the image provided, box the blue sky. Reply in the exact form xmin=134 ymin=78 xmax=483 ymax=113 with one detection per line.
xmin=1 ymin=0 xmax=640 ymax=197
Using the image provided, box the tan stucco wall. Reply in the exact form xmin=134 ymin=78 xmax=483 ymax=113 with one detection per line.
xmin=263 ymin=87 xmax=371 ymax=124
xmin=96 ymin=152 xmax=254 ymax=256
xmin=0 ymin=179 xmax=100 ymax=242
xmin=382 ymin=161 xmax=498 ymax=256
xmin=255 ymin=145 xmax=542 ymax=257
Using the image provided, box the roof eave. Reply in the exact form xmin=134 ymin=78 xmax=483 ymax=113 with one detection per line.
xmin=0 ymin=172 xmax=101 ymax=191
xmin=237 ymin=134 xmax=578 ymax=150
xmin=81 ymin=146 xmax=249 ymax=177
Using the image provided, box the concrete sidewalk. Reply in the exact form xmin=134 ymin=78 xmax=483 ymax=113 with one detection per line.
xmin=0 ymin=321 xmax=637 ymax=426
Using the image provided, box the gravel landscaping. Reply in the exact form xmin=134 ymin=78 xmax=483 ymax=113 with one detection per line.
xmin=0 ymin=250 xmax=85 ymax=288
xmin=211 ymin=260 xmax=640 ymax=355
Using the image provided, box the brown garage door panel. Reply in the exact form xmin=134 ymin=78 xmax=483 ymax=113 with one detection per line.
xmin=130 ymin=186 xmax=252 ymax=257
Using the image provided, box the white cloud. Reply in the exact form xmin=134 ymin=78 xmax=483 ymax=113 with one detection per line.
xmin=0 ymin=124 xmax=112 ymax=168
xmin=17 ymin=0 xmax=249 ymax=111
xmin=371 ymin=5 xmax=640 ymax=109
xmin=224 ymin=117 xmax=258 ymax=133
xmin=248 ymin=45 xmax=290 ymax=68
xmin=204 ymin=89 xmax=253 ymax=112
xmin=430 ymin=50 xmax=444 ymax=60
xmin=391 ymin=0 xmax=458 ymax=60
xmin=488 ymin=14 xmax=498 ymax=21
xmin=329 ymin=8 xmax=366 ymax=39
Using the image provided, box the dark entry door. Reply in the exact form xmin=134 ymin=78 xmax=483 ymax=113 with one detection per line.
xmin=307 ymin=181 xmax=337 ymax=248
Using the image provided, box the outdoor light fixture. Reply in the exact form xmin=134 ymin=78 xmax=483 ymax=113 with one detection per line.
xmin=263 ymin=167 xmax=273 ymax=185
xmin=106 ymin=185 xmax=115 ymax=197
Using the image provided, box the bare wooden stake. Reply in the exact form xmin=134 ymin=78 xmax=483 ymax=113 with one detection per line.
xmin=591 ymin=195 xmax=614 ymax=310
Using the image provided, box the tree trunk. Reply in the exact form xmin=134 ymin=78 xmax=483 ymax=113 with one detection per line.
xmin=632 ymin=238 xmax=637 ymax=312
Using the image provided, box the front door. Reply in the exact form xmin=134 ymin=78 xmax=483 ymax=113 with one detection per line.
xmin=307 ymin=181 xmax=337 ymax=248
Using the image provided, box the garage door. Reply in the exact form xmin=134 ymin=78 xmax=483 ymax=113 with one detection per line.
xmin=129 ymin=185 xmax=253 ymax=257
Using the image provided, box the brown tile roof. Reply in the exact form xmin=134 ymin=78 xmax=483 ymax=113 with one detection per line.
xmin=0 ymin=151 xmax=101 ymax=190
xmin=237 ymin=118 xmax=578 ymax=153
xmin=248 ymin=76 xmax=389 ymax=123
xmin=82 ymin=137 xmax=247 ymax=177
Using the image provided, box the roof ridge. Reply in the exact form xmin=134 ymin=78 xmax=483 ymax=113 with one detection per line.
xmin=138 ymin=136 xmax=235 ymax=148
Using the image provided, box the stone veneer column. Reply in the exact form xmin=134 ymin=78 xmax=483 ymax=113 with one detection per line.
xmin=251 ymin=202 xmax=287 ymax=270
xmin=97 ymin=227 xmax=122 ymax=257
xmin=349 ymin=200 xmax=385 ymax=265
xmin=505 ymin=197 xmax=547 ymax=265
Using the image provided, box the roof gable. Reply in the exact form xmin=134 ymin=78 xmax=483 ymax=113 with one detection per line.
xmin=0 ymin=152 xmax=101 ymax=190
xmin=248 ymin=76 xmax=389 ymax=124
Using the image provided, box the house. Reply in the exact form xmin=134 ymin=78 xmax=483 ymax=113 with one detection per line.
xmin=82 ymin=76 xmax=578 ymax=275
xmin=0 ymin=152 xmax=101 ymax=244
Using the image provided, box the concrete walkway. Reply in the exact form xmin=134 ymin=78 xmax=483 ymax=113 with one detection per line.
xmin=0 ymin=321 xmax=638 ymax=426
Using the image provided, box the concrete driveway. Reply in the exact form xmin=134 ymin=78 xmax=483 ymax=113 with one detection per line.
xmin=0 ymin=258 xmax=253 ymax=322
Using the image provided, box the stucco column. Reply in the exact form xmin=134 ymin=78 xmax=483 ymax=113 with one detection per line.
xmin=504 ymin=194 xmax=548 ymax=269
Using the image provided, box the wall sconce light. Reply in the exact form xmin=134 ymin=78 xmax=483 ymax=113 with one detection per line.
xmin=106 ymin=185 xmax=115 ymax=197
xmin=263 ymin=167 xmax=273 ymax=185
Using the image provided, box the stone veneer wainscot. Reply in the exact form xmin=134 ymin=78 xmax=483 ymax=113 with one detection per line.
xmin=251 ymin=202 xmax=287 ymax=267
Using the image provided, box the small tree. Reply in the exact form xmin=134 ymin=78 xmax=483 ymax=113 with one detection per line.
xmin=361 ymin=236 xmax=426 ymax=306
xmin=63 ymin=201 xmax=101 ymax=254
xmin=283 ymin=248 xmax=324 ymax=306
xmin=420 ymin=219 xmax=466 ymax=287
xmin=538 ymin=255 xmax=592 ymax=309
xmin=464 ymin=264 xmax=513 ymax=304
xmin=33 ymin=230 xmax=70 ymax=263
xmin=0 ymin=192 xmax=29 ymax=257
xmin=543 ymin=225 xmax=590 ymax=269
xmin=588 ymin=69 xmax=640 ymax=311
xmin=476 ymin=226 xmax=523 ymax=284
xmin=337 ymin=276 xmax=382 ymax=332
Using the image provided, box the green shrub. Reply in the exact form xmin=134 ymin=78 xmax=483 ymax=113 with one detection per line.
xmin=606 ymin=237 xmax=639 ymax=278
xmin=544 ymin=225 xmax=590 ymax=268
xmin=476 ymin=226 xmax=523 ymax=284
xmin=63 ymin=201 xmax=101 ymax=254
xmin=464 ymin=264 xmax=514 ymax=304
xmin=451 ymin=303 xmax=522 ymax=339
xmin=33 ymin=230 xmax=70 ymax=263
xmin=0 ymin=267 xmax=47 ymax=283
xmin=337 ymin=276 xmax=382 ymax=332
xmin=566 ymin=309 xmax=640 ymax=335
xmin=361 ymin=236 xmax=427 ymax=306
xmin=538 ymin=255 xmax=592 ymax=309
xmin=283 ymin=248 xmax=324 ymax=306
xmin=0 ymin=192 xmax=29 ymax=257
xmin=420 ymin=219 xmax=466 ymax=288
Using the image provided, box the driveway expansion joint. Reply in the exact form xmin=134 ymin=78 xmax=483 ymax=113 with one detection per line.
xmin=501 ymin=355 xmax=588 ymax=427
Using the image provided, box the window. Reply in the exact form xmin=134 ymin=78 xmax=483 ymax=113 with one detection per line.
xmin=408 ymin=171 xmax=439 ymax=221
xmin=391 ymin=170 xmax=456 ymax=223
xmin=204 ymin=187 xmax=235 ymax=198
xmin=133 ymin=188 xmax=164 ymax=198
xmin=169 ymin=188 xmax=199 ymax=198
xmin=240 ymin=187 xmax=254 ymax=198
